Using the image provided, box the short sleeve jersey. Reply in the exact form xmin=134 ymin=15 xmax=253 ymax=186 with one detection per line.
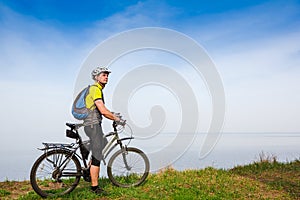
xmin=85 ymin=82 xmax=104 ymax=110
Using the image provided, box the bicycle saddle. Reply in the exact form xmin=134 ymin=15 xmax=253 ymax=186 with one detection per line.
xmin=66 ymin=123 xmax=76 ymax=129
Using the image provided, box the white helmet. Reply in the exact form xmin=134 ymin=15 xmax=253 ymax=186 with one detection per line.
xmin=91 ymin=67 xmax=111 ymax=80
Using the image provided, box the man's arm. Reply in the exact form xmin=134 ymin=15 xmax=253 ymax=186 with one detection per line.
xmin=94 ymin=99 xmax=120 ymax=121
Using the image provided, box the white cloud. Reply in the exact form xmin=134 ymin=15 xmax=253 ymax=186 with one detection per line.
xmin=211 ymin=29 xmax=300 ymax=132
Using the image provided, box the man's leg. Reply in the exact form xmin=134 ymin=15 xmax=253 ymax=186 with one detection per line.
xmin=84 ymin=124 xmax=106 ymax=194
xmin=90 ymin=165 xmax=100 ymax=186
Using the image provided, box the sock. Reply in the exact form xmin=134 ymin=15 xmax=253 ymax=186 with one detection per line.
xmin=91 ymin=185 xmax=99 ymax=191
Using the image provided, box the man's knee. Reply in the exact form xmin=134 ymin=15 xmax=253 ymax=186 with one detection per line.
xmin=91 ymin=156 xmax=101 ymax=166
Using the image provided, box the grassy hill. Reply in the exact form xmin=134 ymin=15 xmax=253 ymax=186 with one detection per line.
xmin=0 ymin=159 xmax=299 ymax=200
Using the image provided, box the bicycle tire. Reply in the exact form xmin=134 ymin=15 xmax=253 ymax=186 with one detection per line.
xmin=107 ymin=147 xmax=150 ymax=187
xmin=30 ymin=149 xmax=81 ymax=197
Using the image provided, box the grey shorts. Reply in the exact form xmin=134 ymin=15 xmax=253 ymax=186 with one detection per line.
xmin=84 ymin=124 xmax=106 ymax=165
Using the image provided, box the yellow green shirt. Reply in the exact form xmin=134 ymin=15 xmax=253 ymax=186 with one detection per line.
xmin=85 ymin=82 xmax=104 ymax=110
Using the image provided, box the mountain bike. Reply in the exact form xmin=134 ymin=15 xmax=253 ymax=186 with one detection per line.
xmin=30 ymin=116 xmax=150 ymax=197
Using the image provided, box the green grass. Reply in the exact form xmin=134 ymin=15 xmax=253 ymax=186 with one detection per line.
xmin=0 ymin=189 xmax=11 ymax=197
xmin=231 ymin=159 xmax=300 ymax=199
xmin=3 ymin=159 xmax=300 ymax=200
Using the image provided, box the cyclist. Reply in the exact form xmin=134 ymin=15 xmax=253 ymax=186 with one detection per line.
xmin=84 ymin=66 xmax=120 ymax=195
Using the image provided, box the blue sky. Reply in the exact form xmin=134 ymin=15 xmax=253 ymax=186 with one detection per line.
xmin=0 ymin=0 xmax=300 ymax=146
xmin=0 ymin=0 xmax=300 ymax=180
xmin=0 ymin=0 xmax=300 ymax=132
xmin=1 ymin=0 xmax=270 ymax=27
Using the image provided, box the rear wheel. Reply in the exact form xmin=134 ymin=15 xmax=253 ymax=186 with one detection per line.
xmin=30 ymin=150 xmax=81 ymax=197
xmin=107 ymin=147 xmax=150 ymax=187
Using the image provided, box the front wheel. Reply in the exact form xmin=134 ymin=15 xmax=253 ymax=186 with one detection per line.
xmin=107 ymin=147 xmax=150 ymax=187
xmin=30 ymin=149 xmax=81 ymax=197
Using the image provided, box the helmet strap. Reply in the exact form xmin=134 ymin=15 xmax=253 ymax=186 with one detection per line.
xmin=97 ymin=81 xmax=106 ymax=88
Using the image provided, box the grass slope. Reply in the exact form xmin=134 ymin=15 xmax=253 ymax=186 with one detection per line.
xmin=0 ymin=159 xmax=299 ymax=200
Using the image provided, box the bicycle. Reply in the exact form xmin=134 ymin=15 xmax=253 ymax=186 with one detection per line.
xmin=30 ymin=117 xmax=150 ymax=197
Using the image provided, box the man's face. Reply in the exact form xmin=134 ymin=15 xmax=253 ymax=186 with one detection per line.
xmin=96 ymin=72 xmax=109 ymax=84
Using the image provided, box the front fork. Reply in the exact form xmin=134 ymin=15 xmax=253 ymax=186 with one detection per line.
xmin=120 ymin=146 xmax=132 ymax=170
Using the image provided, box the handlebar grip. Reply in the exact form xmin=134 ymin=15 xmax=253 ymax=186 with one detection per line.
xmin=115 ymin=119 xmax=126 ymax=126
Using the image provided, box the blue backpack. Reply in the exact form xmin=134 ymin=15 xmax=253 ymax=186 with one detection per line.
xmin=72 ymin=85 xmax=94 ymax=120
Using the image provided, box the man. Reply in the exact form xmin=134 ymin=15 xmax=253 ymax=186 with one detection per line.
xmin=84 ymin=66 xmax=120 ymax=195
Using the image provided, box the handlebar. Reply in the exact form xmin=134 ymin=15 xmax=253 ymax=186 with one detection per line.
xmin=114 ymin=119 xmax=126 ymax=126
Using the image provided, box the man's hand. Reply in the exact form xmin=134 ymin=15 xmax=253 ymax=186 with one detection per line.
xmin=113 ymin=115 xmax=121 ymax=122
xmin=112 ymin=112 xmax=126 ymax=126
